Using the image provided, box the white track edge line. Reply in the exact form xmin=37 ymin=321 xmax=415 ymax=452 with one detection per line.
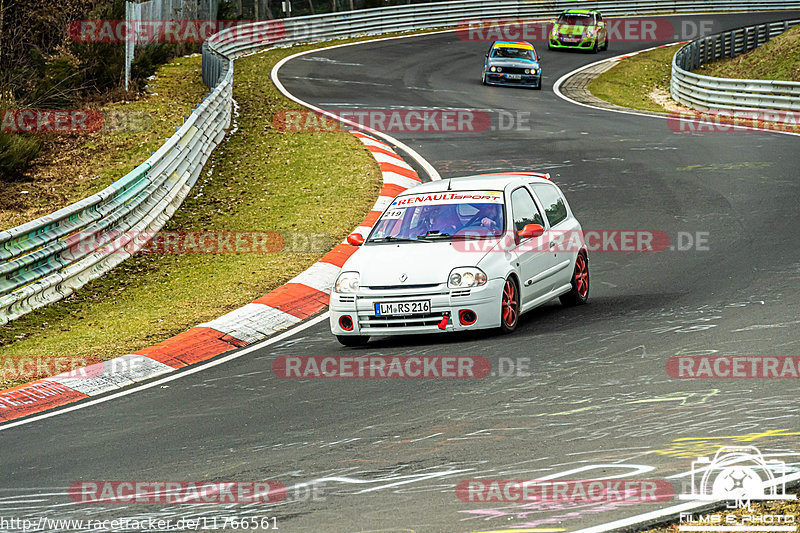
xmin=0 ymin=314 xmax=329 ymax=432
xmin=270 ymin=37 xmax=441 ymax=181
xmin=552 ymin=42 xmax=800 ymax=138
xmin=572 ymin=470 xmax=800 ymax=533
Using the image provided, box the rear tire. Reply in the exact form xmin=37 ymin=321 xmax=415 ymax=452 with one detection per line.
xmin=500 ymin=277 xmax=520 ymax=333
xmin=560 ymin=252 xmax=589 ymax=306
xmin=336 ymin=335 xmax=369 ymax=347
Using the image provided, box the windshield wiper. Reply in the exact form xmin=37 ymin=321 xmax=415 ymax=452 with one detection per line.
xmin=368 ymin=236 xmax=431 ymax=243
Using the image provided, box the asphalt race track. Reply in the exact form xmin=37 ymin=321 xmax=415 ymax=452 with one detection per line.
xmin=1 ymin=11 xmax=800 ymax=533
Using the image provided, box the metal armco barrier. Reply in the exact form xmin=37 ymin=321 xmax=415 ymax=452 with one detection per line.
xmin=672 ymin=18 xmax=800 ymax=111
xmin=3 ymin=1 xmax=800 ymax=325
xmin=0 ymin=62 xmax=232 ymax=324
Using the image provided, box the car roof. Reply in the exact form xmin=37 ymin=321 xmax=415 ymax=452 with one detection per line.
xmin=397 ymin=173 xmax=554 ymax=196
xmin=492 ymin=40 xmax=535 ymax=49
xmin=561 ymin=9 xmax=599 ymax=15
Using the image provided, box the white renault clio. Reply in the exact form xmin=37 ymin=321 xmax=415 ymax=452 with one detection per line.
xmin=329 ymin=173 xmax=588 ymax=346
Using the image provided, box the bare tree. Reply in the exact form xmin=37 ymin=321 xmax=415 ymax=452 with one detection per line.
xmin=306 ymin=0 xmax=314 ymax=14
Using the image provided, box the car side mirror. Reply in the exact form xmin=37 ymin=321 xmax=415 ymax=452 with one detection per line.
xmin=517 ymin=224 xmax=544 ymax=239
xmin=347 ymin=233 xmax=365 ymax=246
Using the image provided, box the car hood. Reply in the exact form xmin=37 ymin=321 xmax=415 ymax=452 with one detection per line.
xmin=487 ymin=57 xmax=540 ymax=69
xmin=554 ymin=24 xmax=594 ymax=35
xmin=343 ymin=241 xmax=492 ymax=286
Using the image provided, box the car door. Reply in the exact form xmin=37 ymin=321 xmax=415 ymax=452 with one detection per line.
xmin=509 ymin=186 xmax=559 ymax=306
xmin=530 ymin=183 xmax=580 ymax=291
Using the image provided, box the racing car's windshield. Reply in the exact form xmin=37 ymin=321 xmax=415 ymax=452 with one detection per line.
xmin=491 ymin=47 xmax=535 ymax=60
xmin=367 ymin=191 xmax=505 ymax=243
xmin=557 ymin=14 xmax=596 ymax=26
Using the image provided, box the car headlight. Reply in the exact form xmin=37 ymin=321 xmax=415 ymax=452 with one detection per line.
xmin=586 ymin=27 xmax=597 ymax=37
xmin=524 ymin=69 xmax=530 ymax=74
xmin=490 ymin=66 xmax=497 ymax=72
xmin=448 ymin=267 xmax=487 ymax=288
xmin=550 ymin=27 xmax=558 ymax=37
xmin=496 ymin=66 xmax=503 ymax=73
xmin=334 ymin=271 xmax=360 ymax=293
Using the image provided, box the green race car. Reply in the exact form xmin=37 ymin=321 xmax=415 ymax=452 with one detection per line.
xmin=548 ymin=9 xmax=609 ymax=53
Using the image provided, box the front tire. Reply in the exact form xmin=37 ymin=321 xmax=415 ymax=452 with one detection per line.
xmin=336 ymin=335 xmax=369 ymax=347
xmin=592 ymin=39 xmax=599 ymax=53
xmin=481 ymin=71 xmax=486 ymax=85
xmin=500 ymin=277 xmax=520 ymax=333
xmin=533 ymin=77 xmax=542 ymax=90
xmin=560 ymin=252 xmax=589 ymax=306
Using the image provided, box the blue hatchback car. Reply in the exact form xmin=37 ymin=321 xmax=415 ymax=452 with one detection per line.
xmin=482 ymin=40 xmax=542 ymax=90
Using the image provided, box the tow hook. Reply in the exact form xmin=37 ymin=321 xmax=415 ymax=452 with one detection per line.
xmin=438 ymin=312 xmax=451 ymax=330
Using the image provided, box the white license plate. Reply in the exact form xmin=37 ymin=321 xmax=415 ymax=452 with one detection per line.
xmin=506 ymin=74 xmax=522 ymax=80
xmin=374 ymin=300 xmax=431 ymax=316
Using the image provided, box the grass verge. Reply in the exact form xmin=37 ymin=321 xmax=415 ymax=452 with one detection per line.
xmin=0 ymin=40 xmax=386 ymax=389
xmin=588 ymin=25 xmax=800 ymax=114
xmin=0 ymin=55 xmax=210 ymax=230
xmin=694 ymin=25 xmax=800 ymax=82
xmin=586 ymin=44 xmax=684 ymax=113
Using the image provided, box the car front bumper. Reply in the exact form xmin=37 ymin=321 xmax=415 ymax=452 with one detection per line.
xmin=549 ymin=36 xmax=597 ymax=49
xmin=485 ymin=72 xmax=541 ymax=87
xmin=330 ymin=278 xmax=504 ymax=337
